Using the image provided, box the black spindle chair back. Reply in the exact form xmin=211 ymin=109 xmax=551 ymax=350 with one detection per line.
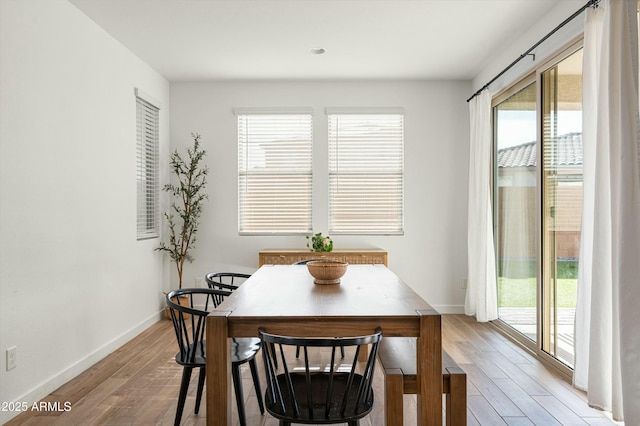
xmin=259 ymin=328 xmax=382 ymax=425
xmin=205 ymin=272 xmax=251 ymax=305
xmin=168 ymin=288 xmax=229 ymax=368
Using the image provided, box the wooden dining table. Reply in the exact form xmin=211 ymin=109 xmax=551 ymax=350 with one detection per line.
xmin=205 ymin=264 xmax=443 ymax=425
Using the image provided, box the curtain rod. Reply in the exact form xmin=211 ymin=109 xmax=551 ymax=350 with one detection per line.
xmin=466 ymin=0 xmax=599 ymax=103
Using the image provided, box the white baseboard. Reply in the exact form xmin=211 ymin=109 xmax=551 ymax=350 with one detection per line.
xmin=432 ymin=304 xmax=465 ymax=314
xmin=0 ymin=310 xmax=164 ymax=425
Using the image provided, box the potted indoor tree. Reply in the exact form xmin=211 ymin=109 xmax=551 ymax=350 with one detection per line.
xmin=157 ymin=133 xmax=209 ymax=316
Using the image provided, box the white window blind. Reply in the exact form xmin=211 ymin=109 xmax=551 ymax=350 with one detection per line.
xmin=328 ymin=112 xmax=404 ymax=235
xmin=237 ymin=112 xmax=313 ymax=234
xmin=136 ymin=95 xmax=159 ymax=240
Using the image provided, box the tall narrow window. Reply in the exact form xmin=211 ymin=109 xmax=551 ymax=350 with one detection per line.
xmin=136 ymin=92 xmax=160 ymax=240
xmin=327 ymin=110 xmax=404 ymax=235
xmin=237 ymin=110 xmax=313 ymax=234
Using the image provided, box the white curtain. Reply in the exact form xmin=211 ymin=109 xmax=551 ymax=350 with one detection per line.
xmin=465 ymin=89 xmax=498 ymax=322
xmin=574 ymin=0 xmax=640 ymax=423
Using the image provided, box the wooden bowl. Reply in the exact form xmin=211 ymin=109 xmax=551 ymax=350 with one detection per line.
xmin=306 ymin=260 xmax=348 ymax=285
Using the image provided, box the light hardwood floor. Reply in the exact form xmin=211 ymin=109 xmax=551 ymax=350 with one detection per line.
xmin=5 ymin=315 xmax=617 ymax=425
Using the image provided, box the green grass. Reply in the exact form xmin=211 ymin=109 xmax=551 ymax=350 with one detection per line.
xmin=498 ymin=277 xmax=577 ymax=308
xmin=496 ymin=260 xmax=579 ymax=308
xmin=498 ymin=259 xmax=578 ymax=279
xmin=497 ymin=259 xmax=579 ymax=308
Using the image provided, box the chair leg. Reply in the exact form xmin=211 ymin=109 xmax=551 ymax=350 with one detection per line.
xmin=194 ymin=367 xmax=206 ymax=414
xmin=175 ymin=367 xmax=193 ymax=426
xmin=232 ymin=363 xmax=247 ymax=426
xmin=348 ymin=421 xmax=360 ymax=426
xmin=249 ymin=358 xmax=265 ymax=414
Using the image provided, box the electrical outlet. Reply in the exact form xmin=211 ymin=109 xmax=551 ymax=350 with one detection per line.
xmin=195 ymin=277 xmax=205 ymax=288
xmin=6 ymin=346 xmax=17 ymax=371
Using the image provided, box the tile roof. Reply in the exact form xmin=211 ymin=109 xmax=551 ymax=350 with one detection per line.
xmin=497 ymin=132 xmax=582 ymax=168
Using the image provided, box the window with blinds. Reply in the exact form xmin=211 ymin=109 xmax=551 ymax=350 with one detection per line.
xmin=328 ymin=111 xmax=404 ymax=235
xmin=237 ymin=111 xmax=313 ymax=234
xmin=136 ymin=94 xmax=160 ymax=240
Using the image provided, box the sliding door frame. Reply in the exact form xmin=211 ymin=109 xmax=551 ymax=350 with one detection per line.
xmin=490 ymin=37 xmax=584 ymax=381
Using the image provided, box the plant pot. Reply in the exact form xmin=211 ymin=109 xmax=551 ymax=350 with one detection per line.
xmin=165 ymin=294 xmax=190 ymax=320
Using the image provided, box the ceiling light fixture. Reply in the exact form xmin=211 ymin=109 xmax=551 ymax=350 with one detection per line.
xmin=309 ymin=47 xmax=326 ymax=55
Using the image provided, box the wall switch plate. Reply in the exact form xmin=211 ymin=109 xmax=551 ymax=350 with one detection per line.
xmin=6 ymin=346 xmax=17 ymax=371
xmin=462 ymin=279 xmax=468 ymax=290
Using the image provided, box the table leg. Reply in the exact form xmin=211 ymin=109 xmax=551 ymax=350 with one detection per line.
xmin=446 ymin=366 xmax=467 ymax=426
xmin=384 ymin=368 xmax=404 ymax=425
xmin=417 ymin=310 xmax=442 ymax=426
xmin=206 ymin=314 xmax=231 ymax=425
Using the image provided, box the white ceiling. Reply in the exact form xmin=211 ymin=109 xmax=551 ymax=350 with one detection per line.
xmin=69 ymin=0 xmax=566 ymax=82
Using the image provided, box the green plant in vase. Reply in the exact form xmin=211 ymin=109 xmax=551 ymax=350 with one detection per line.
xmin=306 ymin=232 xmax=333 ymax=252
xmin=156 ymin=133 xmax=208 ymax=288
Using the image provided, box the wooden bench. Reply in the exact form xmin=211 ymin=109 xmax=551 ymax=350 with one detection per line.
xmin=377 ymin=337 xmax=466 ymax=426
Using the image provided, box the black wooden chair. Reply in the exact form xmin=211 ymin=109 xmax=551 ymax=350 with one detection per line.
xmin=205 ymin=271 xmax=280 ymax=369
xmin=166 ymin=288 xmax=264 ymax=426
xmin=259 ymin=328 xmax=383 ymax=425
xmin=204 ymin=272 xmax=251 ymax=304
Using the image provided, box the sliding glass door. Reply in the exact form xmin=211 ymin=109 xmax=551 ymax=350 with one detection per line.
xmin=494 ymin=82 xmax=538 ymax=342
xmin=493 ymin=44 xmax=583 ymax=370
xmin=541 ymin=49 xmax=583 ymax=367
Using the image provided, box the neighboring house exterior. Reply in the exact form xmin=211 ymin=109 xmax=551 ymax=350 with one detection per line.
xmin=496 ymin=132 xmax=583 ymax=260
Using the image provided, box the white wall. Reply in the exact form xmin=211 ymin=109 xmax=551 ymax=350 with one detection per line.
xmin=170 ymin=80 xmax=471 ymax=313
xmin=0 ymin=1 xmax=169 ymax=422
